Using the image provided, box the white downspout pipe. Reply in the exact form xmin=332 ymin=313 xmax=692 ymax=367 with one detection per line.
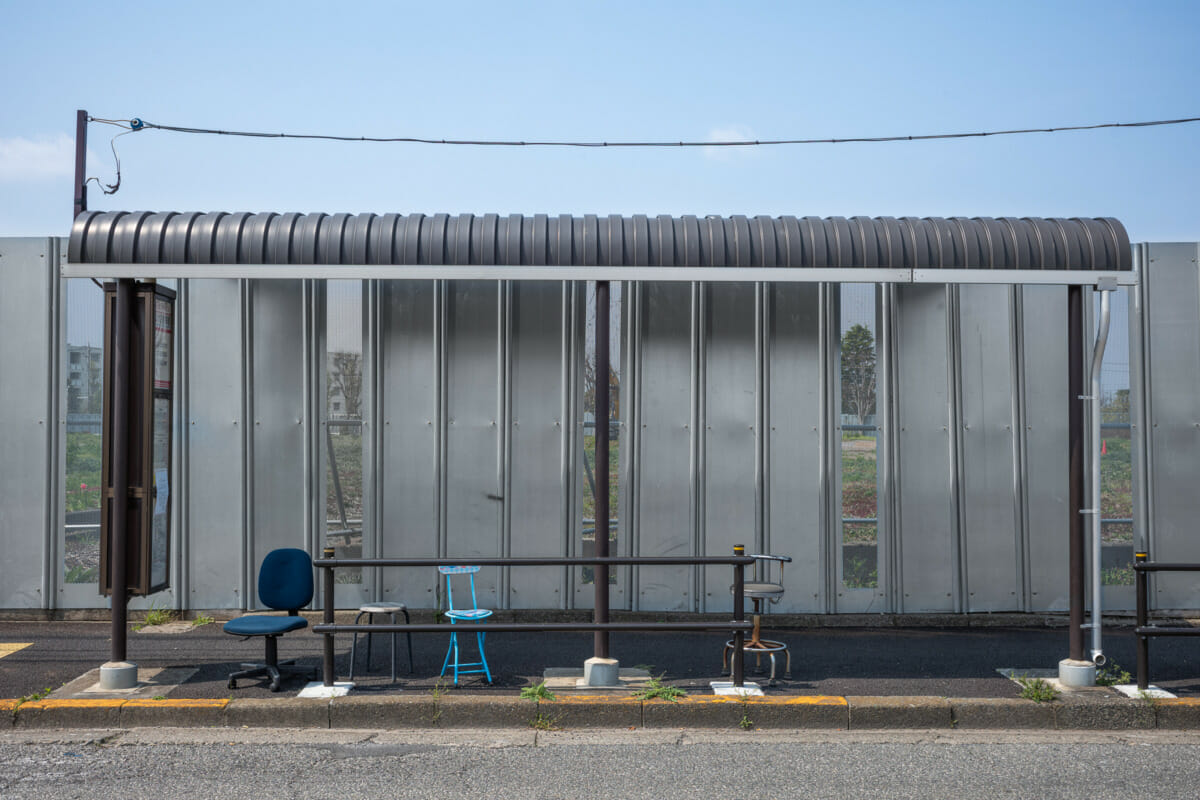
xmin=1089 ymin=281 xmax=1115 ymax=666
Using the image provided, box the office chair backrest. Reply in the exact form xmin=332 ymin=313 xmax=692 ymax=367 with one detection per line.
xmin=258 ymin=548 xmax=314 ymax=611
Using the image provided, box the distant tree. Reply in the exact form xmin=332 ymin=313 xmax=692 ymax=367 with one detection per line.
xmin=841 ymin=324 xmax=876 ymax=425
xmin=1103 ymin=388 xmax=1130 ymax=424
xmin=86 ymin=360 xmax=103 ymax=414
xmin=328 ymin=352 xmax=363 ymax=418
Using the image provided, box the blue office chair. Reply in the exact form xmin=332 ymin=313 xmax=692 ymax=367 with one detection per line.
xmin=438 ymin=565 xmax=493 ymax=684
xmin=224 ymin=548 xmax=318 ymax=691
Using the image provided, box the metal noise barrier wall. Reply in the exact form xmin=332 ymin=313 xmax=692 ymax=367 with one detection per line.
xmin=70 ymin=212 xmax=1131 ymax=271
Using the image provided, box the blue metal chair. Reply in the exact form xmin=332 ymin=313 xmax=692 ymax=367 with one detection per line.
xmin=438 ymin=565 xmax=493 ymax=684
xmin=223 ymin=548 xmax=318 ymax=692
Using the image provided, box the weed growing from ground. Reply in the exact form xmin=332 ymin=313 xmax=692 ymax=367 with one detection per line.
xmin=1096 ymin=660 xmax=1132 ymax=687
xmin=132 ymin=604 xmax=175 ymax=631
xmin=520 ymin=680 xmax=557 ymax=702
xmin=191 ymin=614 xmax=215 ymax=628
xmin=633 ymin=674 xmax=687 ymax=703
xmin=1016 ymin=675 xmax=1059 ymax=703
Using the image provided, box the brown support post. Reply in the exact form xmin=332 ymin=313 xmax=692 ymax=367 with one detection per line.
xmin=732 ymin=545 xmax=745 ymax=687
xmin=74 ymin=110 xmax=87 ymax=219
xmin=323 ymin=547 xmax=336 ymax=686
xmin=594 ymin=280 xmax=610 ymax=659
xmin=1135 ymin=552 xmax=1149 ymax=690
xmin=1068 ymin=285 xmax=1085 ymax=662
xmin=110 ymin=279 xmax=133 ymax=664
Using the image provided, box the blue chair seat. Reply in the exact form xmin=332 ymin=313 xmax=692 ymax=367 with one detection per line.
xmin=445 ymin=609 xmax=492 ymax=621
xmin=224 ymin=615 xmax=309 ymax=637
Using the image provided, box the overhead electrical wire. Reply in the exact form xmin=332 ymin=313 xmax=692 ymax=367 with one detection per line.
xmin=91 ymin=114 xmax=1200 ymax=148
xmin=81 ymin=113 xmax=1200 ymax=198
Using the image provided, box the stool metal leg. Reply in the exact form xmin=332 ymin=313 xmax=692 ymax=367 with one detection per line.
xmin=349 ymin=610 xmax=367 ymax=680
xmin=389 ymin=612 xmax=397 ymax=684
xmin=402 ymin=608 xmax=413 ymax=673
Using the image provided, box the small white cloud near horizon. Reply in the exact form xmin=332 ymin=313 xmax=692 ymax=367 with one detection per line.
xmin=0 ymin=134 xmax=75 ymax=182
xmin=704 ymin=125 xmax=758 ymax=161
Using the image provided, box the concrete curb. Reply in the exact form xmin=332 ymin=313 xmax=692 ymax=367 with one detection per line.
xmin=3 ymin=694 xmax=1199 ymax=731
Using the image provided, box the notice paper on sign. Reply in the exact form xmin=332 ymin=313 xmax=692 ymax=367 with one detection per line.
xmin=154 ymin=468 xmax=169 ymax=515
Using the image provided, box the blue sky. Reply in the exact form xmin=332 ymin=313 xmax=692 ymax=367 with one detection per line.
xmin=1 ymin=0 xmax=1197 ymax=241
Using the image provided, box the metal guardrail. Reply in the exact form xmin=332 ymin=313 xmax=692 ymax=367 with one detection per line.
xmin=313 ymin=551 xmax=756 ymax=688
xmin=1133 ymin=553 xmax=1200 ymax=690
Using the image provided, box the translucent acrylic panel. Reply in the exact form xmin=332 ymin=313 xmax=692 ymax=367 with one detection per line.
xmin=64 ymin=279 xmax=106 ymax=584
xmin=1098 ymin=288 xmax=1133 ymax=585
xmin=840 ymin=284 xmax=878 ymax=589
xmin=327 ymin=280 xmax=363 ymax=583
xmin=582 ymin=282 xmax=621 ymax=585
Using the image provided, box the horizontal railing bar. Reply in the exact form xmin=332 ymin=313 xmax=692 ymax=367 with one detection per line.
xmin=313 ymin=621 xmax=753 ymax=635
xmin=1100 ymin=422 xmax=1131 ymax=429
xmin=1135 ymin=626 xmax=1200 ymax=637
xmin=64 ymin=262 xmax=1138 ymax=286
xmin=315 ymin=556 xmax=755 ymax=568
xmin=1133 ymin=562 xmax=1200 ymax=572
xmin=842 ymin=518 xmax=878 ymax=525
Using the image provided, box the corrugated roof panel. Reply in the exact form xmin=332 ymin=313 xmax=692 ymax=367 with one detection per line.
xmin=68 ymin=211 xmax=1133 ymax=270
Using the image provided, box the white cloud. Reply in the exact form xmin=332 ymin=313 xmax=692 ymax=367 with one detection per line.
xmin=704 ymin=125 xmax=758 ymax=161
xmin=0 ymin=134 xmax=74 ymax=181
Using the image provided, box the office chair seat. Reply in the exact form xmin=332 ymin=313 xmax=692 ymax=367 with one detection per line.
xmin=224 ymin=615 xmax=309 ymax=637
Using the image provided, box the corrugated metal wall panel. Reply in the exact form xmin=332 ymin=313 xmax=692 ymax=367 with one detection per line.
xmin=1142 ymin=244 xmax=1200 ymax=609
xmin=765 ymin=284 xmax=826 ymax=613
xmin=183 ymin=279 xmax=246 ymax=609
xmin=894 ymin=286 xmax=957 ymax=612
xmin=958 ymin=285 xmax=1023 ymax=612
xmin=0 ymin=239 xmax=57 ymax=609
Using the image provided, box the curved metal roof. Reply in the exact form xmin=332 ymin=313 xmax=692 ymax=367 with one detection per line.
xmin=68 ymin=211 xmax=1131 ymax=271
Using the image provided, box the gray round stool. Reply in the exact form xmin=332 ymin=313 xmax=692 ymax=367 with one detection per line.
xmin=349 ymin=602 xmax=413 ymax=683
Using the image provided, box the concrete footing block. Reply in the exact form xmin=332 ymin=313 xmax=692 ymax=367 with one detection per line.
xmin=583 ymin=657 xmax=621 ymax=687
xmin=848 ymin=696 xmax=952 ymax=729
xmin=1058 ymin=658 xmax=1096 ymax=688
xmin=99 ymin=661 xmax=138 ymax=691
xmin=949 ymin=698 xmax=1056 ymax=729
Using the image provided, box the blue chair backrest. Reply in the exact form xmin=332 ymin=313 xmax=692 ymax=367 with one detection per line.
xmin=258 ymin=548 xmax=313 ymax=611
xmin=438 ymin=565 xmax=481 ymax=610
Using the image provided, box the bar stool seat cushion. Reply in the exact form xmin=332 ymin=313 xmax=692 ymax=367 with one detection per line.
xmin=739 ymin=582 xmax=784 ymax=599
xmin=360 ymin=602 xmax=406 ymax=614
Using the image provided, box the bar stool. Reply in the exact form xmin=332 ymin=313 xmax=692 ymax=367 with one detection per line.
xmin=723 ymin=553 xmax=792 ymax=685
xmin=349 ymin=602 xmax=413 ymax=683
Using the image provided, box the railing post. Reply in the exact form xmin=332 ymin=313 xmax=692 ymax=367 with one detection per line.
xmin=323 ymin=546 xmax=336 ymax=687
xmin=733 ymin=544 xmax=745 ymax=687
xmin=1135 ymin=551 xmax=1148 ymax=691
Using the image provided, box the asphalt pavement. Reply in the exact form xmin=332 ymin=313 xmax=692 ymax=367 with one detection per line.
xmin=2 ymin=616 xmax=1199 ymax=701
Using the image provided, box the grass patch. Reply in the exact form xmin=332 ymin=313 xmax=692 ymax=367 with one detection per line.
xmin=191 ymin=614 xmax=215 ymax=628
